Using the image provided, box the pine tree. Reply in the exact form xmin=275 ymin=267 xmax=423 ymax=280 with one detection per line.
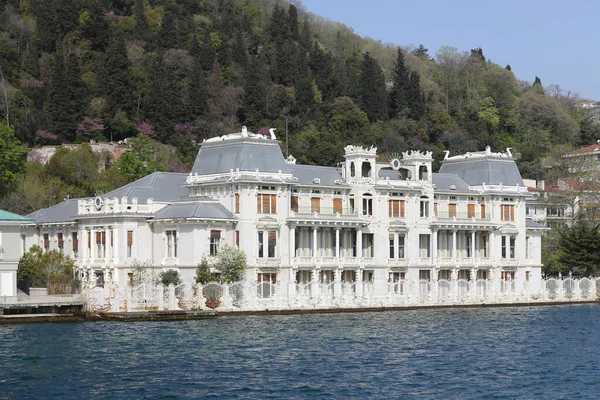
xmin=134 ymin=0 xmax=149 ymax=41
xmin=287 ymin=4 xmax=299 ymax=41
xmin=532 ymin=76 xmax=544 ymax=94
xmin=188 ymin=59 xmax=209 ymax=120
xmin=358 ymin=52 xmax=387 ymax=122
xmin=31 ymin=0 xmax=59 ymax=52
xmin=159 ymin=10 xmax=177 ymax=48
xmin=241 ymin=55 xmax=269 ymax=125
xmin=300 ymin=17 xmax=311 ymax=49
xmin=407 ymin=70 xmax=425 ymax=120
xmin=310 ymin=42 xmax=333 ymax=101
xmin=269 ymin=4 xmax=287 ymax=42
xmin=199 ymin=34 xmax=215 ymax=71
xmin=56 ymin=0 xmax=79 ymax=36
xmin=389 ymin=47 xmax=410 ymax=119
xmin=232 ymin=31 xmax=248 ymax=67
xmin=80 ymin=1 xmax=109 ymax=51
xmin=98 ymin=32 xmax=132 ymax=116
xmin=294 ymin=51 xmax=316 ymax=116
xmin=47 ymin=46 xmax=81 ymax=141
xmin=412 ymin=44 xmax=429 ymax=58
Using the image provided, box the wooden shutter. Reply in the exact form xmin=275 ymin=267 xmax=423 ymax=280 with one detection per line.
xmin=96 ymin=232 xmax=101 ymax=244
xmin=268 ymin=231 xmax=276 ymax=246
xmin=101 ymin=232 xmax=106 ymax=244
xmin=480 ymin=204 xmax=486 ymax=218
xmin=311 ymin=197 xmax=320 ymax=213
xmin=262 ymin=194 xmax=270 ymax=213
xmin=235 ymin=230 xmax=240 ymax=247
xmin=333 ymin=198 xmax=342 ymax=214
xmin=235 ymin=194 xmax=240 ymax=213
xmin=270 ymin=194 xmax=277 ymax=213
xmin=510 ymin=205 xmax=515 ymax=221
xmin=72 ymin=233 xmax=78 ymax=252
xmin=57 ymin=233 xmax=64 ymax=248
xmin=127 ymin=231 xmax=133 ymax=245
xmin=43 ymin=234 xmax=49 ymax=249
xmin=87 ymin=231 xmax=91 ymax=248
xmin=256 ymin=194 xmax=261 ymax=213
xmin=291 ymin=196 xmax=299 ymax=212
xmin=449 ymin=204 xmax=457 ymax=217
xmin=467 ymin=204 xmax=475 ymax=218
xmin=110 ymin=231 xmax=113 ymax=247
xmin=211 ymin=230 xmax=221 ymax=239
xmin=400 ymin=200 xmax=405 ymax=217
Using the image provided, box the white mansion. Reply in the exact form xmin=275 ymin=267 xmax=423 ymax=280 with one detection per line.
xmin=22 ymin=127 xmax=545 ymax=300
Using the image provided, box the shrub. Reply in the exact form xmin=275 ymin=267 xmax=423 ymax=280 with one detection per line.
xmin=158 ymin=269 xmax=181 ymax=286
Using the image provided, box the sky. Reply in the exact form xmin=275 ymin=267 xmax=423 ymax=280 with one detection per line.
xmin=301 ymin=0 xmax=600 ymax=100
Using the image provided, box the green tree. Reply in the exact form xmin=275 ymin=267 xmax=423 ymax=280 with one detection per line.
xmin=557 ymin=222 xmax=600 ymax=276
xmin=0 ymin=122 xmax=28 ymax=196
xmin=17 ymin=245 xmax=75 ymax=289
xmin=133 ymin=0 xmax=149 ymax=40
xmin=45 ymin=144 xmax=101 ymax=196
xmin=195 ymin=257 xmax=218 ymax=284
xmin=358 ymin=52 xmax=387 ymax=122
xmin=158 ymin=269 xmax=181 ymax=286
xmin=115 ymin=133 xmax=167 ymax=181
xmin=389 ymin=47 xmax=410 ymax=119
xmin=214 ymin=245 xmax=247 ymax=283
xmin=98 ymin=32 xmax=132 ymax=118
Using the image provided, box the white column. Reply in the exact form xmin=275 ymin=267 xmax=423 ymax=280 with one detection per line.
xmin=112 ymin=226 xmax=118 ymax=262
xmin=335 ymin=228 xmax=340 ymax=259
xmin=357 ymin=228 xmax=363 ymax=258
xmin=452 ymin=230 xmax=457 ymax=260
xmin=290 ymin=226 xmax=296 ymax=261
xmin=105 ymin=227 xmax=110 ymax=260
xmin=432 ymin=229 xmax=438 ymax=261
xmin=471 ymin=231 xmax=476 ymax=260
xmin=312 ymin=227 xmax=318 ymax=258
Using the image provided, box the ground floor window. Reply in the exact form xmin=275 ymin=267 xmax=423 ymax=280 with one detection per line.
xmin=419 ymin=270 xmax=431 ymax=281
xmin=210 ymin=230 xmax=221 ymax=255
xmin=257 ymin=273 xmax=276 ymax=298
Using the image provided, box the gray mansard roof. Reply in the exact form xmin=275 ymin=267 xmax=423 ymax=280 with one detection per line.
xmin=27 ymin=198 xmax=80 ymax=224
xmin=104 ymin=172 xmax=188 ymax=203
xmin=432 ymin=173 xmax=471 ymax=193
xmin=192 ymin=137 xmax=291 ymax=175
xmin=439 ymin=157 xmax=524 ymax=186
xmin=289 ymin=164 xmax=344 ymax=186
xmin=152 ymin=201 xmax=235 ymax=221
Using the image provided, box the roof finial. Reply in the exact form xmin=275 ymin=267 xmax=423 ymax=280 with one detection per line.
xmin=241 ymin=126 xmax=248 ymax=137
xmin=269 ymin=128 xmax=277 ymax=140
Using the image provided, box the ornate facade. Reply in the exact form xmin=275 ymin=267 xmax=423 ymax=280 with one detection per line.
xmin=22 ymin=127 xmax=545 ymax=303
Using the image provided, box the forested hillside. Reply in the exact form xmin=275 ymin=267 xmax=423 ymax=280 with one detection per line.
xmin=0 ymin=0 xmax=597 ymax=214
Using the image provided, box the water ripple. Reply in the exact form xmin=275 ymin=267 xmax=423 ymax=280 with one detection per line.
xmin=1 ymin=305 xmax=600 ymax=399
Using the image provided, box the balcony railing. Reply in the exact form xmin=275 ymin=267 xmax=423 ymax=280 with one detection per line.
xmin=292 ymin=206 xmax=358 ymax=217
xmin=435 ymin=212 xmax=491 ymax=221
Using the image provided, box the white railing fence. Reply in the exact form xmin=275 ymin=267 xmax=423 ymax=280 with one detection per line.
xmin=83 ymin=276 xmax=600 ymax=313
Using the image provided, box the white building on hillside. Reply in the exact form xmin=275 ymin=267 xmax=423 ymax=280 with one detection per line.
xmin=22 ymin=127 xmax=545 ymax=300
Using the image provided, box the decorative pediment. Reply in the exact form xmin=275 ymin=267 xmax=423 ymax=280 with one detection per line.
xmin=499 ymin=224 xmax=519 ymax=234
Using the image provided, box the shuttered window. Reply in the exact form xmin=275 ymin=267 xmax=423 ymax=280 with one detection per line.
xmin=501 ymin=205 xmax=515 ymax=221
xmin=480 ymin=204 xmax=486 ymax=219
xmin=127 ymin=230 xmax=133 ymax=258
xmin=57 ymin=233 xmax=64 ymax=250
xmin=257 ymin=194 xmax=277 ymax=214
xmin=449 ymin=204 xmax=457 ymax=218
xmin=333 ymin=198 xmax=342 ymax=214
xmin=43 ymin=234 xmax=49 ymax=250
xmin=72 ymin=232 xmax=78 ymax=253
xmin=388 ymin=200 xmax=405 ymax=218
xmin=235 ymin=194 xmax=240 ymax=213
xmin=290 ymin=196 xmax=299 ymax=212
xmin=210 ymin=230 xmax=221 ymax=255
xmin=235 ymin=230 xmax=240 ymax=247
xmin=467 ymin=204 xmax=475 ymax=218
xmin=268 ymin=231 xmax=277 ymax=258
xmin=311 ymin=197 xmax=320 ymax=213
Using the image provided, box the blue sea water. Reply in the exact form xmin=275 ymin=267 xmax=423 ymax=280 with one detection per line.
xmin=1 ymin=305 xmax=600 ymax=399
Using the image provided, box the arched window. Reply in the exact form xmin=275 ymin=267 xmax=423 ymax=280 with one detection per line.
xmin=361 ymin=161 xmax=371 ymax=178
xmin=420 ymin=196 xmax=429 ymax=218
xmin=418 ymin=165 xmax=428 ymax=180
xmin=363 ymin=193 xmax=373 ymax=216
xmin=350 ymin=162 xmax=355 ymax=177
